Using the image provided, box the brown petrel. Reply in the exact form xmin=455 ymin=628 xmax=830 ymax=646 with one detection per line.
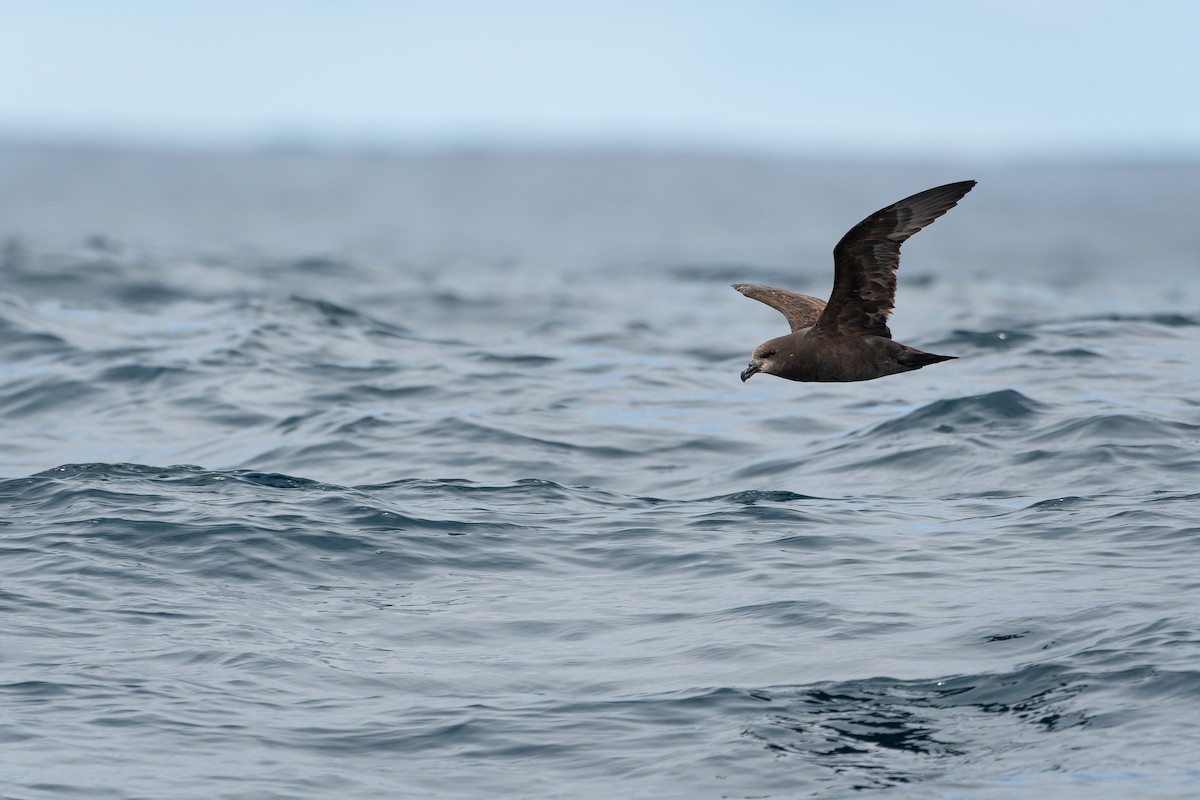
xmin=735 ymin=180 xmax=975 ymax=383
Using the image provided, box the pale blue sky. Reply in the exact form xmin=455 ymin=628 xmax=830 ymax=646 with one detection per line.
xmin=1 ymin=0 xmax=1196 ymax=157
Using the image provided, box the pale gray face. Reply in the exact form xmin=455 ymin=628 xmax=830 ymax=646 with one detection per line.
xmin=740 ymin=341 xmax=781 ymax=382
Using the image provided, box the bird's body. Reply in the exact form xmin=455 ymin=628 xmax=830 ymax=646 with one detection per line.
xmin=741 ymin=331 xmax=954 ymax=383
xmin=735 ymin=180 xmax=975 ymax=383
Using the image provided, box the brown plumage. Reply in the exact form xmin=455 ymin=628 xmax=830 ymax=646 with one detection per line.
xmin=735 ymin=180 xmax=975 ymax=383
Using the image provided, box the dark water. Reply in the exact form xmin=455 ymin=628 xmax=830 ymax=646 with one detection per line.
xmin=2 ymin=145 xmax=1199 ymax=798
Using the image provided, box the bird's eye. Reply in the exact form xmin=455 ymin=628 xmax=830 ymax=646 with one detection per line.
xmin=763 ymin=350 xmax=776 ymax=358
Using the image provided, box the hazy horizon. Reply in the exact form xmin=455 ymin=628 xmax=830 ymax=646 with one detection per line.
xmin=2 ymin=1 xmax=1197 ymax=160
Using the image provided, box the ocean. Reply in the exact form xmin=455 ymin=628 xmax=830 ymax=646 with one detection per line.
xmin=1 ymin=144 xmax=1198 ymax=798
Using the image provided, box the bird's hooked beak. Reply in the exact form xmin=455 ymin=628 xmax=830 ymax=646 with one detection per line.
xmin=740 ymin=360 xmax=761 ymax=382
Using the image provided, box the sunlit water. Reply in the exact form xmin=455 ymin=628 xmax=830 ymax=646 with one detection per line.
xmin=2 ymin=146 xmax=1199 ymax=798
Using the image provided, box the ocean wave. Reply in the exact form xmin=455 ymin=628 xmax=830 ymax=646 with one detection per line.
xmin=4 ymin=152 xmax=1200 ymax=799
xmin=870 ymin=389 xmax=1045 ymax=435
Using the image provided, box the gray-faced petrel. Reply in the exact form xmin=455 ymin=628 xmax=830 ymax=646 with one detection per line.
xmin=735 ymin=180 xmax=975 ymax=383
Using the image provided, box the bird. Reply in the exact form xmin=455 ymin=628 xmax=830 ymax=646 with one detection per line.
xmin=734 ymin=180 xmax=975 ymax=383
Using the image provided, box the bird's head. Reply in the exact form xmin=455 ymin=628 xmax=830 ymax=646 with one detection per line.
xmin=740 ymin=338 xmax=787 ymax=382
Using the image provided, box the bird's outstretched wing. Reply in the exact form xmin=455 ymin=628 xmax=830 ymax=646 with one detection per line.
xmin=731 ymin=283 xmax=826 ymax=332
xmin=813 ymin=180 xmax=975 ymax=338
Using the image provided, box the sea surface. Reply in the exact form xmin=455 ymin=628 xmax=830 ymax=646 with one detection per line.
xmin=1 ymin=144 xmax=1199 ymax=799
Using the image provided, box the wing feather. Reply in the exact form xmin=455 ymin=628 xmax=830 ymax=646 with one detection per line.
xmin=813 ymin=180 xmax=975 ymax=338
xmin=732 ymin=283 xmax=826 ymax=332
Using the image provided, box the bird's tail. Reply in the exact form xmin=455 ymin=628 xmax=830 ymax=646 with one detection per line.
xmin=898 ymin=348 xmax=957 ymax=370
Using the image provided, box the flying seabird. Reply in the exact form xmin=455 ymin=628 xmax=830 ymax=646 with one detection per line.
xmin=735 ymin=180 xmax=975 ymax=383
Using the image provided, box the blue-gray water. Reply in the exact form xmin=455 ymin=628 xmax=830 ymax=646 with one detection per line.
xmin=2 ymin=145 xmax=1199 ymax=799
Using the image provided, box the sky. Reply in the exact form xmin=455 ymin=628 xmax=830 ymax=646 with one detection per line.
xmin=1 ymin=0 xmax=1197 ymax=158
